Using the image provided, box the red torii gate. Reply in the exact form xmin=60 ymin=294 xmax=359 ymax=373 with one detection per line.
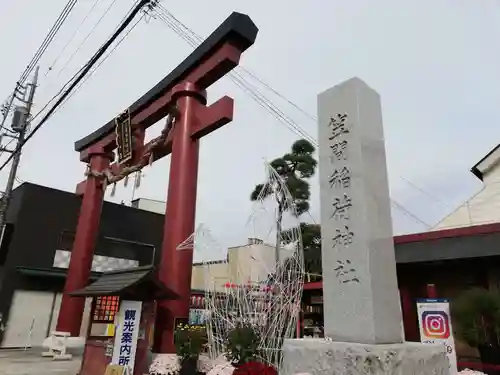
xmin=56 ymin=12 xmax=258 ymax=352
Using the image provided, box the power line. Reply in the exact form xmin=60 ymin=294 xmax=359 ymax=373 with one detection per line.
xmin=0 ymin=0 xmax=78 ymax=133
xmin=19 ymin=0 xmax=78 ymax=84
xmin=152 ymin=7 xmax=318 ymax=146
xmin=390 ymin=198 xmax=432 ymax=229
xmin=150 ymin=5 xmax=432 ymax=229
xmin=58 ymin=14 xmax=145 ymax=111
xmin=54 ymin=0 xmax=120 ymax=79
xmin=46 ymin=0 xmax=105 ymax=76
xmin=30 ymin=0 xmax=145 ymax=125
xmin=0 ymin=67 xmax=40 ymax=236
xmin=39 ymin=1 xmax=146 ymax=118
xmin=397 ymin=175 xmax=450 ymax=207
xmin=159 ymin=5 xmax=317 ymax=124
xmin=0 ymin=0 xmax=151 ymax=173
xmin=0 ymin=137 xmax=17 ymax=161
xmin=153 ymin=5 xmax=448 ymax=215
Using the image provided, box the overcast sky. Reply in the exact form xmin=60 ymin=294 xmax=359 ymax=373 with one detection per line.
xmin=0 ymin=0 xmax=498 ymax=248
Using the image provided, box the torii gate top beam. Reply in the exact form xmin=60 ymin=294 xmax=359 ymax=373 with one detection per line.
xmin=75 ymin=12 xmax=258 ymax=157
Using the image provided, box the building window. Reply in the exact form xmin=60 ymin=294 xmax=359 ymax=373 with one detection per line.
xmin=57 ymin=230 xmax=154 ymax=265
xmin=93 ymin=296 xmax=120 ymax=322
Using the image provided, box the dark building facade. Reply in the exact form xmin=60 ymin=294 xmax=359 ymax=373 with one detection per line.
xmin=0 ymin=182 xmax=166 ymax=348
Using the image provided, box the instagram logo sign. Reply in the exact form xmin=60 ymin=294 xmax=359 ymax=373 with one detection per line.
xmin=421 ymin=311 xmax=450 ymax=339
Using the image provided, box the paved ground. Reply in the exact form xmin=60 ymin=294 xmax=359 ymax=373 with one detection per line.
xmin=0 ymin=349 xmax=81 ymax=375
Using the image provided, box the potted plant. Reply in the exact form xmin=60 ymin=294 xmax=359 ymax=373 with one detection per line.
xmin=232 ymin=361 xmax=277 ymax=375
xmin=174 ymin=323 xmax=208 ymax=374
xmin=225 ymin=322 xmax=261 ymax=366
xmin=452 ymin=288 xmax=500 ymax=364
xmin=224 ymin=323 xmax=277 ymax=375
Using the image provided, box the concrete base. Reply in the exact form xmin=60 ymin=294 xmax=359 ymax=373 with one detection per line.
xmin=41 ymin=335 xmax=85 ymax=356
xmin=280 ymin=339 xmax=450 ymax=375
xmin=64 ymin=336 xmax=86 ymax=355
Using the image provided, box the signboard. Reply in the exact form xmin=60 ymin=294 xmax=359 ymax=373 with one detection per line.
xmin=111 ymin=300 xmax=142 ymax=372
xmin=189 ymin=309 xmax=208 ymax=326
xmin=115 ymin=109 xmax=133 ymax=164
xmin=417 ymin=299 xmax=457 ymax=374
xmin=104 ymin=364 xmax=130 ymax=375
xmin=105 ymin=340 xmax=114 ymax=357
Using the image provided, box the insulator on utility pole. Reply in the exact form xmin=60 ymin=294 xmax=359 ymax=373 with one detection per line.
xmin=11 ymin=106 xmax=28 ymax=132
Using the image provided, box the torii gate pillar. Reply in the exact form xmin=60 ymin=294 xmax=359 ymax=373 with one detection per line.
xmin=56 ymin=12 xmax=258 ymax=354
xmin=156 ymin=84 xmax=205 ymax=352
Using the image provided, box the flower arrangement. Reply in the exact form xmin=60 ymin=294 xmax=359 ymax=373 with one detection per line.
xmin=175 ymin=323 xmax=208 ymax=359
xmin=218 ymin=322 xmax=277 ymax=375
xmin=174 ymin=323 xmax=208 ymax=375
xmin=225 ymin=323 xmax=261 ymax=366
xmin=232 ymin=361 xmax=277 ymax=375
xmin=206 ymin=364 xmax=235 ymax=375
xmin=150 ymin=354 xmax=180 ymax=375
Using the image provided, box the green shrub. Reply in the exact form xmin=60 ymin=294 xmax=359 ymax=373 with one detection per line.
xmin=225 ymin=323 xmax=261 ymax=365
xmin=174 ymin=323 xmax=208 ymax=360
xmin=452 ymin=288 xmax=500 ymax=347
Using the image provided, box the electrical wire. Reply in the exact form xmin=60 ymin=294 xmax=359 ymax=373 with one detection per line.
xmin=0 ymin=0 xmax=77 ymax=132
xmin=0 ymin=0 xmax=150 ymax=173
xmin=58 ymin=14 xmax=145 ymax=111
xmin=153 ymin=8 xmax=317 ymax=145
xmin=54 ymin=0 xmax=120 ymax=79
xmin=52 ymin=0 xmax=146 ymax=113
xmin=151 ymin=5 xmax=434 ymax=229
xmin=153 ymin=5 xmax=449 ymax=212
xmin=19 ymin=0 xmax=78 ymax=84
xmin=30 ymin=0 xmax=145 ymax=125
xmin=158 ymin=5 xmax=318 ymax=124
xmin=0 ymin=138 xmax=17 ymax=159
xmin=45 ymin=0 xmax=105 ymax=77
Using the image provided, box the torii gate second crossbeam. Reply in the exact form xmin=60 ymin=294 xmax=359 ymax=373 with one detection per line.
xmin=56 ymin=12 xmax=258 ymax=353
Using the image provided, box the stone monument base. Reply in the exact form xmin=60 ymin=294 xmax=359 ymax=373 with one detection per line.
xmin=281 ymin=339 xmax=450 ymax=375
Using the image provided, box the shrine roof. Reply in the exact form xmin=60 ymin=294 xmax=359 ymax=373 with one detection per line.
xmin=17 ymin=266 xmax=101 ymax=281
xmin=74 ymin=11 xmax=258 ymax=152
xmin=69 ymin=265 xmax=179 ymax=301
xmin=471 ymin=143 xmax=500 ymax=181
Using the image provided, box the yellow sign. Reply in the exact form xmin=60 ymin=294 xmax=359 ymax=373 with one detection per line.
xmin=105 ymin=323 xmax=116 ymax=337
xmin=104 ymin=364 xmax=125 ymax=375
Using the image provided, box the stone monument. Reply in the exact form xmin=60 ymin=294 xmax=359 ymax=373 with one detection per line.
xmin=280 ymin=78 xmax=450 ymax=374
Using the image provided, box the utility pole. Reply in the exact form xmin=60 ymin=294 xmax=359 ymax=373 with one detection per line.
xmin=0 ymin=67 xmax=39 ymax=239
xmin=0 ymin=83 xmax=26 ymax=130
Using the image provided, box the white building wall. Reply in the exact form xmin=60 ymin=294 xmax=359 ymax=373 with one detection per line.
xmin=131 ymin=198 xmax=166 ymax=215
xmin=228 ymin=243 xmax=276 ymax=284
xmin=191 ymin=262 xmax=229 ymax=292
xmin=433 ymin=163 xmax=500 ymax=230
xmin=1 ymin=290 xmax=53 ymax=348
xmin=131 ymin=198 xmax=292 ymax=290
xmin=191 ymin=242 xmax=279 ymax=291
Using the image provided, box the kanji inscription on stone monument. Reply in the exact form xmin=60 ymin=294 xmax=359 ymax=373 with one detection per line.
xmin=318 ymin=77 xmax=404 ymax=344
xmin=281 ymin=77 xmax=448 ymax=375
